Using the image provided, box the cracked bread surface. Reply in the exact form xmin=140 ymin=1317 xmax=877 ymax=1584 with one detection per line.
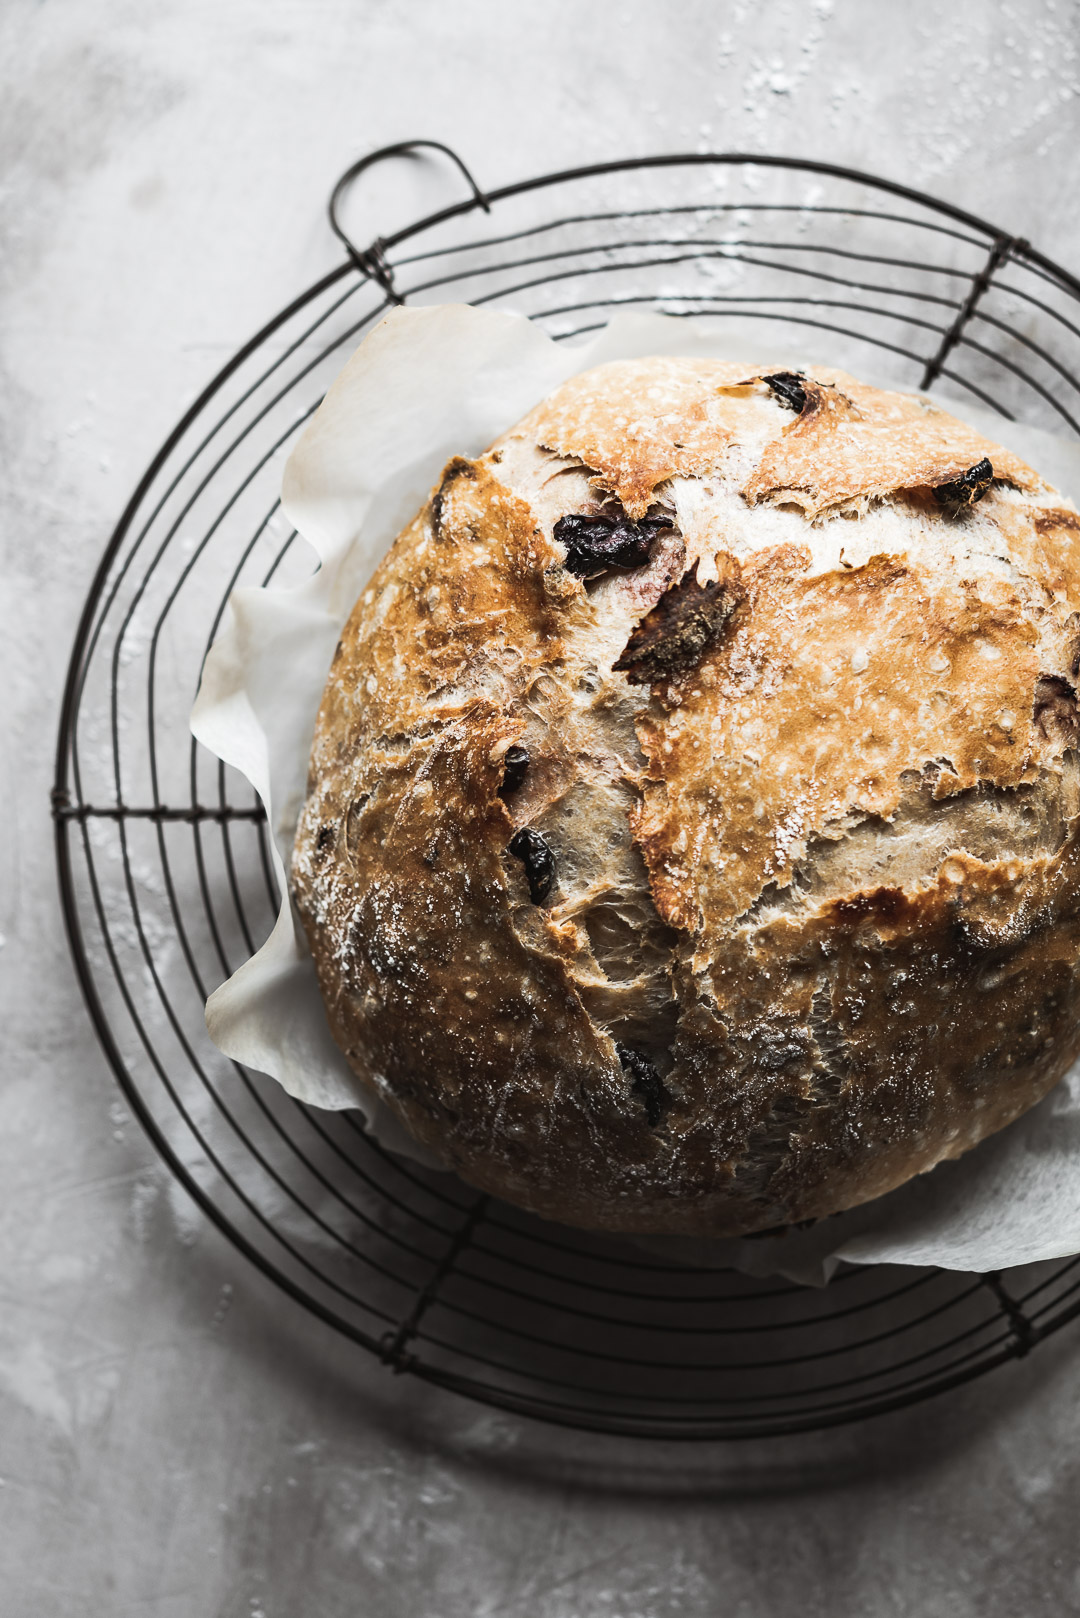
xmin=291 ymin=358 xmax=1080 ymax=1236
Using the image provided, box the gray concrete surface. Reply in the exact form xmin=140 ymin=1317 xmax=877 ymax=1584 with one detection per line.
xmin=4 ymin=2 xmax=1080 ymax=1613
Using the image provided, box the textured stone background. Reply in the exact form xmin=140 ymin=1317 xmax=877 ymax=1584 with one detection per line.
xmin=4 ymin=2 xmax=1080 ymax=1613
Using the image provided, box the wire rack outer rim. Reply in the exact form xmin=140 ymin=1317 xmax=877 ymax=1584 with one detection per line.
xmin=52 ymin=146 xmax=1080 ymax=1442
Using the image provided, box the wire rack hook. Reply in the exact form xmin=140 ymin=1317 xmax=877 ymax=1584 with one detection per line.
xmin=327 ymin=139 xmax=491 ymax=302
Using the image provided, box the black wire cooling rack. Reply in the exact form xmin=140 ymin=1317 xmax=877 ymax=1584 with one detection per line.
xmin=53 ymin=145 xmax=1080 ymax=1440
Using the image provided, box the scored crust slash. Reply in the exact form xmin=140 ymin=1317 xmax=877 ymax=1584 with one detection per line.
xmin=291 ymin=353 xmax=1080 ymax=1240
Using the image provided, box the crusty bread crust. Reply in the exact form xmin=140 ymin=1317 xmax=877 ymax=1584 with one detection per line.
xmin=291 ymin=359 xmax=1080 ymax=1236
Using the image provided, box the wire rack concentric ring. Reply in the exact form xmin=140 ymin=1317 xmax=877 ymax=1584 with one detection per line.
xmin=53 ymin=147 xmax=1080 ymax=1440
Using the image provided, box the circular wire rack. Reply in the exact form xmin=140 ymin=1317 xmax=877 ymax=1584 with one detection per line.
xmin=54 ymin=146 xmax=1080 ymax=1440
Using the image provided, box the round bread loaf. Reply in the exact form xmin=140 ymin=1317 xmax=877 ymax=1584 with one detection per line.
xmin=291 ymin=358 xmax=1080 ymax=1237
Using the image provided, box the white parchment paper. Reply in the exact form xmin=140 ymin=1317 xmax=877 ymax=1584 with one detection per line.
xmin=191 ymin=303 xmax=1080 ymax=1281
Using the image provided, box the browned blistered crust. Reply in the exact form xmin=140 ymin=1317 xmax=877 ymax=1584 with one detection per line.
xmin=739 ymin=371 xmax=1039 ymax=517
xmin=291 ymin=357 xmax=1080 ymax=1237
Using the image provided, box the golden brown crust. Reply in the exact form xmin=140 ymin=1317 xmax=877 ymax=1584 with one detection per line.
xmin=519 ymin=358 xmax=780 ymax=518
xmin=631 ymin=544 xmax=1042 ymax=932
xmin=292 ymin=357 xmax=1080 ymax=1237
xmin=739 ymin=369 xmax=1040 ymax=516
